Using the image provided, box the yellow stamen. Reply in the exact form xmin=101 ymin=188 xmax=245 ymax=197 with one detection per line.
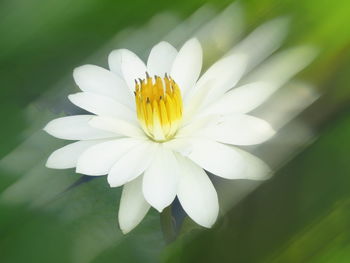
xmin=134 ymin=73 xmax=183 ymax=141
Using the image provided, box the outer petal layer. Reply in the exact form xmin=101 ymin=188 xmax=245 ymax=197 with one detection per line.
xmin=187 ymin=139 xmax=245 ymax=179
xmin=142 ymin=146 xmax=179 ymax=212
xmin=76 ymin=138 xmax=141 ymax=175
xmin=73 ymin=64 xmax=132 ymax=107
xmin=118 ymin=176 xmax=151 ymax=234
xmin=108 ymin=49 xmax=124 ymax=77
xmin=177 ymin=155 xmax=219 ymax=228
xmin=108 ymin=141 xmax=156 ymax=187
xmin=187 ymin=139 xmax=271 ymax=180
xmin=232 ymin=147 xmax=272 ymax=180
xmin=201 ymin=82 xmax=276 ymax=115
xmin=68 ymin=92 xmax=135 ymax=122
xmin=44 ymin=115 xmax=117 ymax=140
xmin=46 ymin=140 xmax=103 ymax=169
xmin=200 ymin=114 xmax=275 ymax=145
xmin=89 ymin=116 xmax=145 ymax=139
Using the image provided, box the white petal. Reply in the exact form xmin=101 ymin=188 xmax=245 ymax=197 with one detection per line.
xmin=232 ymin=147 xmax=272 ymax=180
xmin=73 ymin=65 xmax=133 ymax=107
xmin=187 ymin=139 xmax=271 ymax=180
xmin=171 ymin=38 xmax=202 ymax=95
xmin=89 ymin=116 xmax=146 ymax=139
xmin=202 ymin=82 xmax=277 ymax=115
xmin=182 ymin=80 xmax=214 ymax=123
xmin=112 ymin=49 xmax=147 ymax=90
xmin=177 ymin=155 xmax=219 ymax=228
xmin=147 ymin=41 xmax=177 ymax=77
xmin=46 ymin=140 xmax=103 ymax=169
xmin=200 ymin=114 xmax=275 ymax=145
xmin=108 ymin=141 xmax=157 ymax=187
xmin=76 ymin=138 xmax=141 ymax=175
xmin=118 ymin=176 xmax=151 ymax=234
xmin=187 ymin=139 xmax=245 ymax=179
xmin=163 ymin=138 xmax=193 ymax=156
xmin=108 ymin=49 xmax=123 ymax=76
xmin=44 ymin=115 xmax=117 ymax=140
xmin=192 ymin=53 xmax=247 ymax=106
xmin=68 ymin=92 xmax=136 ymax=122
xmin=142 ymin=146 xmax=179 ymax=212
xmin=176 ymin=114 xmax=219 ymax=138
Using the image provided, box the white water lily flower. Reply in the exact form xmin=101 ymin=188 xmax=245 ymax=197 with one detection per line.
xmin=44 ymin=38 xmax=275 ymax=234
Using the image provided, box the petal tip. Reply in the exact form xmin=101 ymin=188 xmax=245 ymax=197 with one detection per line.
xmin=42 ymin=124 xmax=49 ymax=132
xmin=45 ymin=158 xmax=54 ymax=169
xmin=187 ymin=37 xmax=202 ymax=51
xmin=107 ymin=177 xmax=121 ymax=188
xmin=67 ymin=93 xmax=77 ymax=103
xmin=201 ymin=222 xmax=214 ymax=229
xmin=43 ymin=122 xmax=54 ymax=135
xmin=119 ymin=224 xmax=132 ymax=234
xmin=108 ymin=49 xmax=119 ymax=62
xmin=149 ymin=203 xmax=165 ymax=213
xmin=75 ymin=166 xmax=84 ymax=174
xmin=73 ymin=64 xmax=91 ymax=78
xmin=189 ymin=37 xmax=200 ymax=45
xmin=120 ymin=228 xmax=129 ymax=235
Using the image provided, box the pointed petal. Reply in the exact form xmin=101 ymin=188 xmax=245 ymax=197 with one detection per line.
xmin=89 ymin=116 xmax=145 ymax=139
xmin=232 ymin=147 xmax=272 ymax=180
xmin=118 ymin=176 xmax=151 ymax=234
xmin=108 ymin=142 xmax=157 ymax=187
xmin=177 ymin=156 xmax=219 ymax=228
xmin=68 ymin=92 xmax=136 ymax=122
xmin=201 ymin=82 xmax=276 ymax=115
xmin=192 ymin=53 xmax=247 ymax=106
xmin=46 ymin=140 xmax=103 ymax=169
xmin=110 ymin=49 xmax=147 ymax=90
xmin=44 ymin=115 xmax=117 ymax=140
xmin=76 ymin=138 xmax=141 ymax=175
xmin=187 ymin=139 xmax=245 ymax=179
xmin=142 ymin=146 xmax=179 ymax=212
xmin=200 ymin=114 xmax=275 ymax=145
xmin=171 ymin=38 xmax=202 ymax=95
xmin=187 ymin=139 xmax=271 ymax=180
xmin=108 ymin=49 xmax=124 ymax=76
xmin=73 ymin=64 xmax=133 ymax=107
xmin=147 ymin=41 xmax=177 ymax=77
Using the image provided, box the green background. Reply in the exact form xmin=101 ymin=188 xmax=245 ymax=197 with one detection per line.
xmin=1 ymin=0 xmax=350 ymax=262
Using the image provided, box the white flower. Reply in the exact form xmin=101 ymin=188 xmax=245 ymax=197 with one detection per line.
xmin=44 ymin=38 xmax=275 ymax=234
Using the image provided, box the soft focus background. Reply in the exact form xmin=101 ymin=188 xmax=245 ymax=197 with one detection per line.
xmin=1 ymin=0 xmax=350 ymax=262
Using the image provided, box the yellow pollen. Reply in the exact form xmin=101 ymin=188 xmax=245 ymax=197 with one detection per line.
xmin=134 ymin=73 xmax=183 ymax=141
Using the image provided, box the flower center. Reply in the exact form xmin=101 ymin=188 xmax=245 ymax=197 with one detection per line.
xmin=134 ymin=73 xmax=183 ymax=142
